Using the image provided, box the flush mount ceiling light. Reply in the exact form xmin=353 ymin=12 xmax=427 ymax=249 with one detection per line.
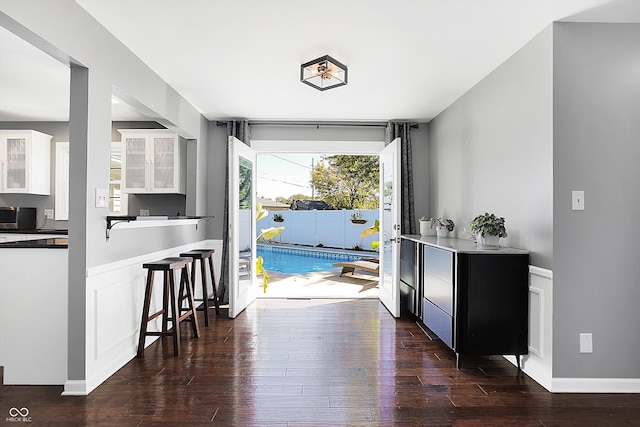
xmin=300 ymin=55 xmax=348 ymax=91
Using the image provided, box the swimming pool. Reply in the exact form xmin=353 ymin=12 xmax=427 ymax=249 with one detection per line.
xmin=257 ymin=245 xmax=369 ymax=274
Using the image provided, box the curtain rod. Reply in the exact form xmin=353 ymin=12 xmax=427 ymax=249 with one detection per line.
xmin=216 ymin=120 xmax=419 ymax=129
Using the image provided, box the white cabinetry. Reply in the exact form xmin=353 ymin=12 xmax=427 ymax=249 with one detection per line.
xmin=119 ymin=129 xmax=186 ymax=194
xmin=0 ymin=130 xmax=52 ymax=195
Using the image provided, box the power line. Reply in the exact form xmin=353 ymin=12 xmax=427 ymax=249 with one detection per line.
xmin=269 ymin=154 xmax=313 ymax=169
xmin=257 ymin=175 xmax=310 ymax=189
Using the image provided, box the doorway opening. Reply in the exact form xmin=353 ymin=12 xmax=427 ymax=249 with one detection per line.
xmin=254 ymin=148 xmax=381 ymax=299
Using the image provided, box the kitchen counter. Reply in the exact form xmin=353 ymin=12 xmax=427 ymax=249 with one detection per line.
xmin=0 ymin=237 xmax=68 ymax=248
xmin=0 ymin=228 xmax=68 ymax=234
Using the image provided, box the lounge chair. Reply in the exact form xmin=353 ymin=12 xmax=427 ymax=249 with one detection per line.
xmin=333 ymin=257 xmax=379 ymax=277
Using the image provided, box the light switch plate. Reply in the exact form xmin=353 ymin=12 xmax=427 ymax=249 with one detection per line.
xmin=95 ymin=188 xmax=109 ymax=208
xmin=572 ymin=191 xmax=585 ymax=210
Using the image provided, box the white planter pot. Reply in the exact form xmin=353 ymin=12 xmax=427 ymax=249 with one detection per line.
xmin=477 ymin=234 xmax=500 ymax=248
xmin=436 ymin=225 xmax=449 ymax=238
xmin=419 ymin=221 xmax=435 ymax=237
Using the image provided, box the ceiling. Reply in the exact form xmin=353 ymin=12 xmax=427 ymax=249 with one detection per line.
xmin=2 ymin=0 xmax=639 ymax=123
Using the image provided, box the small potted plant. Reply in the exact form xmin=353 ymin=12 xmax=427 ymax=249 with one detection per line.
xmin=432 ymin=217 xmax=455 ymax=238
xmin=470 ymin=212 xmax=508 ymax=248
xmin=419 ymin=217 xmax=435 ymax=237
xmin=350 ymin=211 xmax=367 ymax=224
xmin=273 ymin=213 xmax=284 ymax=223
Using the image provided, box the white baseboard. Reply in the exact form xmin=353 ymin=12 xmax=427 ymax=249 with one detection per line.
xmin=552 ymin=377 xmax=640 ymax=393
xmin=62 ymin=380 xmax=89 ymax=396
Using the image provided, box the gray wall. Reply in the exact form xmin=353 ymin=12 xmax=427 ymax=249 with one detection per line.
xmin=205 ymin=122 xmax=229 ymax=239
xmin=428 ymin=26 xmax=553 ymax=269
xmin=553 ymin=23 xmax=640 ymax=378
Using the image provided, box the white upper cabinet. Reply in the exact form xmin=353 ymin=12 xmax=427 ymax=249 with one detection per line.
xmin=119 ymin=129 xmax=186 ymax=194
xmin=0 ymin=130 xmax=52 ymax=195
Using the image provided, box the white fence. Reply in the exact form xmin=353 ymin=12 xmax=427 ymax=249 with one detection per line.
xmin=250 ymin=209 xmax=379 ymax=251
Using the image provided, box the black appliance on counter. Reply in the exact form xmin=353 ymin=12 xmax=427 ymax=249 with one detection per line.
xmin=0 ymin=207 xmax=37 ymax=230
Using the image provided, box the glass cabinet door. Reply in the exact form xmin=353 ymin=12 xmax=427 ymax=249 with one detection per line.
xmin=5 ymin=137 xmax=27 ymax=190
xmin=152 ymin=136 xmax=175 ymax=191
xmin=124 ymin=137 xmax=147 ymax=189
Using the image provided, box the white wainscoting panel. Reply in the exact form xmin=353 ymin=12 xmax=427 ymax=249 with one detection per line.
xmin=64 ymin=239 xmax=222 ymax=395
xmin=505 ymin=265 xmax=553 ymax=391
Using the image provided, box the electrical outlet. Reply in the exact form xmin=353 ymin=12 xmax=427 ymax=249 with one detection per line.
xmin=139 ymin=209 xmax=150 ymax=216
xmin=95 ymin=188 xmax=109 ymax=208
xmin=579 ymin=333 xmax=593 ymax=353
xmin=44 ymin=209 xmax=54 ymax=220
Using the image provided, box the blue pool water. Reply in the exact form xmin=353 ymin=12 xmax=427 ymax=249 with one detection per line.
xmin=257 ymin=246 xmax=365 ymax=274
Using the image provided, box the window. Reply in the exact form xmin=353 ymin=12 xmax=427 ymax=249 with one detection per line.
xmin=110 ymin=142 xmax=128 ymax=215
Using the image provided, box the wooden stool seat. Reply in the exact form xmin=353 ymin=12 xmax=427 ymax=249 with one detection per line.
xmin=179 ymin=249 xmax=220 ymax=326
xmin=137 ymin=256 xmax=200 ymax=357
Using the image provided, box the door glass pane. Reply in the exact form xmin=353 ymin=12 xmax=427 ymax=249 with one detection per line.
xmin=153 ymin=137 xmax=174 ymax=189
xmin=382 ymin=164 xmax=394 ymax=290
xmin=6 ymin=138 xmax=26 ymax=189
xmin=125 ymin=137 xmax=146 ymax=188
xmin=239 ymin=156 xmax=252 ymax=277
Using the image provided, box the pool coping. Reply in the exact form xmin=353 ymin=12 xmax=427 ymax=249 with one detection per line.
xmin=257 ymin=242 xmax=379 ymax=259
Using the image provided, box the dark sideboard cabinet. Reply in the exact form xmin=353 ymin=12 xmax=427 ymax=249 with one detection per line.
xmin=402 ymin=236 xmax=529 ymax=369
xmin=400 ymin=238 xmax=421 ymax=318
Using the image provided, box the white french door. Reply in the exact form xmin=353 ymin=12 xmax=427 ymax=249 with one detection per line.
xmin=378 ymin=138 xmax=401 ymax=317
xmin=228 ymin=136 xmax=257 ymax=318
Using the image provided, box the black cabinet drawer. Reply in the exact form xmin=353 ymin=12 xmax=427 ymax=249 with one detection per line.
xmin=400 ymin=258 xmax=415 ymax=287
xmin=424 ymin=246 xmax=453 ymax=283
xmin=400 ymin=239 xmax=416 ymax=263
xmin=400 ymin=281 xmax=417 ymax=317
xmin=424 ymin=273 xmax=453 ymax=315
xmin=423 ymin=298 xmax=453 ymax=348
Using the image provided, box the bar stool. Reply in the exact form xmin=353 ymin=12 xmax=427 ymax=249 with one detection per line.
xmin=179 ymin=249 xmax=220 ymax=326
xmin=137 ymin=257 xmax=200 ymax=357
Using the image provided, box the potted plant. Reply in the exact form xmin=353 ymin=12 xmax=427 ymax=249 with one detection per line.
xmin=419 ymin=217 xmax=435 ymax=237
xmin=273 ymin=213 xmax=284 ymax=223
xmin=350 ymin=211 xmax=367 ymax=224
xmin=470 ymin=212 xmax=508 ymax=248
xmin=432 ymin=217 xmax=455 ymax=238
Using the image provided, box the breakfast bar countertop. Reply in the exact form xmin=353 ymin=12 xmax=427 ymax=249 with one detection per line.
xmin=0 ymin=237 xmax=68 ymax=248
xmin=0 ymin=229 xmax=68 ymax=235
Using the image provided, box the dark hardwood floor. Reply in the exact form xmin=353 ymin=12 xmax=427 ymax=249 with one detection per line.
xmin=2 ymin=298 xmax=640 ymax=426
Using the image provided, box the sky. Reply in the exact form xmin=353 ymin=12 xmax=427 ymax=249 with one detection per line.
xmin=256 ymin=154 xmax=323 ymax=200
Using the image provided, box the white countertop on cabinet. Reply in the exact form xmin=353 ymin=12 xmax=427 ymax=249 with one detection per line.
xmin=402 ymin=235 xmax=529 ymax=255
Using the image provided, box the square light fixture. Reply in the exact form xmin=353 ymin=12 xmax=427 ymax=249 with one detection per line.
xmin=300 ymin=55 xmax=348 ymax=91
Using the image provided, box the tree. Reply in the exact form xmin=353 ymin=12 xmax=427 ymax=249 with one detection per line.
xmin=310 ymin=155 xmax=379 ymax=210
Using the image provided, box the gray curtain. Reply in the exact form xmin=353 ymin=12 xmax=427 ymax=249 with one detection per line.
xmin=218 ymin=120 xmax=250 ymax=304
xmin=385 ymin=122 xmax=416 ymax=235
